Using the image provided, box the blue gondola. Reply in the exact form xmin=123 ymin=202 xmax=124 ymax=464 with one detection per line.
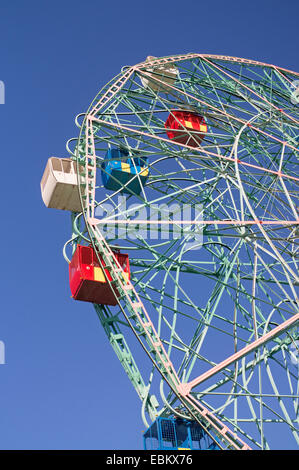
xmin=143 ymin=417 xmax=221 ymax=450
xmin=101 ymin=148 xmax=149 ymax=195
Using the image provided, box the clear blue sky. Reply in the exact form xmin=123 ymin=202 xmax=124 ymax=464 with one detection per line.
xmin=0 ymin=0 xmax=298 ymax=450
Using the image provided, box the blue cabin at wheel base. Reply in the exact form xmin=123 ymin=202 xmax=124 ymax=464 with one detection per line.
xmin=143 ymin=417 xmax=220 ymax=450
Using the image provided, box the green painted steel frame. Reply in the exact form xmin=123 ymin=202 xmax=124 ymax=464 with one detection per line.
xmin=64 ymin=54 xmax=299 ymax=449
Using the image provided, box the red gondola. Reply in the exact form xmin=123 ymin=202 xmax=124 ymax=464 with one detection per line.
xmin=69 ymin=245 xmax=130 ymax=306
xmin=165 ymin=111 xmax=207 ymax=147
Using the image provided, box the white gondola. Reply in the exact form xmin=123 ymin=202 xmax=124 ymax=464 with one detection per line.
xmin=140 ymin=56 xmax=178 ymax=93
xmin=40 ymin=157 xmax=84 ymax=212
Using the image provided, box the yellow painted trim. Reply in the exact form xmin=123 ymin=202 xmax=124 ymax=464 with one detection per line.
xmin=94 ymin=267 xmax=106 ymax=283
xmin=121 ymin=162 xmax=131 ymax=173
xmin=184 ymin=121 xmax=193 ymax=129
xmin=140 ymin=167 xmax=149 ymax=177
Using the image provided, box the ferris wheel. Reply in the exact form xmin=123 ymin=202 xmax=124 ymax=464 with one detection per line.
xmin=41 ymin=54 xmax=299 ymax=450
